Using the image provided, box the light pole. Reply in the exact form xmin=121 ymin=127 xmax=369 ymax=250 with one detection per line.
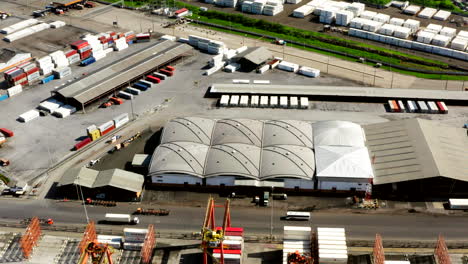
xmin=270 ymin=186 xmax=274 ymax=241
xmin=76 ymin=176 xmax=90 ymax=224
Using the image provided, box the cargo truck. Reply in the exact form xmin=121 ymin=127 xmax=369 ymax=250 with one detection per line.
xmin=104 ymin=214 xmax=139 ymax=225
xmin=262 ymin=191 xmax=269 ymax=206
xmin=448 ymin=199 xmax=468 ymax=210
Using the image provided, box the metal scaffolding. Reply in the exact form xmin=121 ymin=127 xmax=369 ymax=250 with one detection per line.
xmin=435 ymin=234 xmax=452 ymax=264
xmin=20 ymin=217 xmax=42 ymax=259
xmin=373 ymin=234 xmax=385 ymax=264
xmin=140 ymin=224 xmax=156 ymax=264
xmin=78 ymin=221 xmax=97 ymax=254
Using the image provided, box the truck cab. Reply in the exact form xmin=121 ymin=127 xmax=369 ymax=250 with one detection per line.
xmin=104 ymin=213 xmax=139 ymax=225
xmin=262 ymin=191 xmax=269 ymax=206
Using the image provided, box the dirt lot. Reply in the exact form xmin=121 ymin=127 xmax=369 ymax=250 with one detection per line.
xmin=182 ymin=0 xmax=468 ymax=68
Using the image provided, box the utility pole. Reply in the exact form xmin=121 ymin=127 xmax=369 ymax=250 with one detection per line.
xmin=76 ymin=177 xmax=90 ymax=224
xmin=270 ymin=186 xmax=274 ymax=241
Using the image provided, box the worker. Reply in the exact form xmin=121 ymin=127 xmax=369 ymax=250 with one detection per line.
xmin=46 ymin=218 xmax=54 ymax=225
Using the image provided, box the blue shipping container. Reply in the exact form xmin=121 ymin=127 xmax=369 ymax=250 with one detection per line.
xmin=0 ymin=94 xmax=9 ymax=102
xmin=41 ymin=75 xmax=55 ymax=84
xmin=133 ymin=83 xmax=148 ymax=91
xmin=136 ymin=81 xmax=151 ymax=88
xmin=127 ymin=41 xmax=133 ymax=45
xmin=81 ymin=57 xmax=96 ymax=66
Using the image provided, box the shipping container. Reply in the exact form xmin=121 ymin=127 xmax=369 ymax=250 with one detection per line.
xmin=101 ymin=125 xmax=115 ymax=136
xmin=240 ymin=95 xmax=249 ymax=107
xmin=406 ymin=100 xmax=417 ymax=113
xmin=417 ymin=101 xmax=429 ymax=113
xmin=397 ymin=100 xmax=406 ymax=112
xmin=152 ymin=72 xmax=166 ymax=80
xmin=88 ymin=129 xmax=101 ymax=141
xmin=133 ymin=82 xmax=149 ymax=91
xmin=427 ymin=101 xmax=438 ymax=114
xmin=436 ymin=101 xmax=448 ymax=114
xmin=289 ymin=97 xmax=298 ymax=109
xmin=146 ymin=75 xmax=161 ymax=84
xmin=119 ymin=91 xmax=134 ymax=100
xmin=260 ymin=96 xmax=269 ymax=108
xmin=126 ymin=87 xmax=141 ymax=95
xmin=280 ymin=96 xmax=288 ymax=108
xmin=166 ymin=65 xmax=175 ymax=72
xmin=74 ymin=137 xmax=92 ymax=151
xmin=81 ymin=57 xmax=96 ymax=66
xmin=448 ymin=199 xmax=468 ymax=210
xmin=0 ymin=128 xmax=14 ymax=137
xmin=159 ymin=69 xmax=173 ymax=77
xmin=139 ymin=80 xmax=154 ymax=88
xmin=113 ymin=113 xmax=130 ymax=128
xmin=388 ymin=100 xmax=398 ymax=112
xmin=225 ymin=227 xmax=244 ymax=237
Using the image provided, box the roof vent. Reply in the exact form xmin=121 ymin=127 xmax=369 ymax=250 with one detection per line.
xmin=178 ymin=148 xmax=182 ymax=152
xmin=236 ymin=123 xmax=240 ymax=127
xmin=186 ymin=122 xmax=190 ymax=125
xmin=285 ymin=152 xmax=289 ymax=155
xmin=286 ymin=125 xmax=290 ymax=128
xmin=232 ymin=150 xmax=236 ymax=154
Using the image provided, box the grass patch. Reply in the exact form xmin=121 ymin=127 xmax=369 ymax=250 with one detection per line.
xmin=0 ymin=173 xmax=10 ymax=185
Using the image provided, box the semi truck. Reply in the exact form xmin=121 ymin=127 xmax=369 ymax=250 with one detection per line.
xmin=104 ymin=213 xmax=139 ymax=225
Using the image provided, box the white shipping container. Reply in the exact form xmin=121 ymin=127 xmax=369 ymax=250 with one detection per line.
xmin=18 ymin=109 xmax=40 ymax=123
xmin=1 ymin=19 xmax=39 ymax=34
xmin=360 ymin=10 xmax=377 ymax=20
xmin=280 ymin=96 xmax=288 ymax=108
xmin=7 ymin=84 xmax=22 ymax=97
xmin=278 ymin=61 xmax=299 ymax=72
xmin=113 ymin=113 xmax=130 ymax=128
xmin=403 ymin=5 xmax=420 ymax=15
xmin=389 ymin=17 xmax=405 ymax=26
xmin=299 ymin=66 xmax=320 ymax=77
xmin=433 ymin=10 xmax=451 ymax=21
xmin=427 ymin=101 xmax=438 ymax=113
xmin=99 ymin=121 xmax=114 ymax=132
xmin=417 ymin=7 xmax=437 ymax=19
xmin=417 ymin=101 xmax=428 ymax=113
xmin=123 ymin=242 xmax=143 ymax=250
xmin=289 ymin=96 xmax=298 ymax=109
xmin=270 ymin=96 xmax=278 ymax=108
xmin=260 ymin=96 xmax=269 ymax=108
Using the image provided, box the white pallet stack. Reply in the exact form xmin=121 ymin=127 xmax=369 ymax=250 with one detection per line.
xmin=418 ymin=7 xmax=437 ymax=18
xmin=425 ymin=23 xmax=443 ymax=34
xmin=242 ymin=1 xmax=253 ymax=12
xmin=389 ymin=17 xmax=405 ymax=26
xmin=403 ymin=5 xmax=421 ymax=15
xmin=416 ymin=31 xmax=436 ymax=44
xmin=450 ymin=37 xmax=468 ymax=51
xmin=440 ymin=27 xmax=456 ymax=38
xmin=360 ymin=10 xmax=377 ymax=20
xmin=378 ymin=24 xmax=395 ymax=36
xmin=402 ymin=19 xmax=420 ymax=33
xmin=335 ymin=10 xmax=354 ymax=26
xmin=345 ymin=2 xmax=365 ymax=16
xmin=362 ymin=20 xmax=383 ymax=33
xmin=251 ymin=0 xmax=267 ymax=14
xmin=431 ymin=34 xmax=451 ymax=47
xmin=372 ymin=13 xmax=390 ymax=23
xmin=433 ymin=10 xmax=451 ymax=21
xmin=286 ymin=0 xmax=302 ymax=4
xmin=263 ymin=0 xmax=284 ymax=16
xmin=293 ymin=5 xmax=315 ymax=17
xmin=393 ymin=26 xmax=411 ymax=39
xmin=350 ymin=17 xmax=369 ymax=29
xmin=320 ymin=7 xmax=338 ymax=24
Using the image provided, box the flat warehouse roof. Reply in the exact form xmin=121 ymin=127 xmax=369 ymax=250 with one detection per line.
xmin=56 ymin=41 xmax=192 ymax=105
xmin=209 ymin=84 xmax=468 ymax=102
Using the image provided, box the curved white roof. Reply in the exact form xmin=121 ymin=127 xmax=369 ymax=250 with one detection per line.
xmin=149 ymin=142 xmax=209 ymax=178
xmin=263 ymin=120 xmax=313 ymax=148
xmin=160 ymin=117 xmax=215 ymax=145
xmin=315 ymin=145 xmax=374 ymax=180
xmin=211 ymin=119 xmax=263 ymax=146
xmin=260 ymin=145 xmax=315 ymax=180
xmin=205 ymin=143 xmax=261 ymax=179
xmin=313 ymin=121 xmax=365 ymax=147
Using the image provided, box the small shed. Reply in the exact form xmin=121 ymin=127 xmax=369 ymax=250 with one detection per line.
xmin=232 ymin=47 xmax=273 ymax=72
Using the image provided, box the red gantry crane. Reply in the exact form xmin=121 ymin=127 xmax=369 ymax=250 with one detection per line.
xmin=78 ymin=221 xmax=114 ymax=264
xmin=201 ymin=197 xmax=231 ymax=264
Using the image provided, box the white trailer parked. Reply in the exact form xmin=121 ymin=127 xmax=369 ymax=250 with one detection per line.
xmin=280 ymin=96 xmax=288 ymax=108
xmin=230 ymin=95 xmax=240 ymax=106
xmin=270 ymin=96 xmax=279 ymax=108
xmin=407 ymin=100 xmax=417 ymax=113
xmin=289 ymin=96 xmax=298 ymax=109
xmin=104 ymin=214 xmax=139 ymax=225
xmin=260 ymin=96 xmax=269 ymax=108
xmin=427 ymin=101 xmax=438 ymax=113
xmin=251 ymin=95 xmax=259 ymax=107
xmin=299 ymin=97 xmax=309 ymax=109
xmin=220 ymin=95 xmax=230 ymax=106
xmin=397 ymin=100 xmax=406 ymax=112
xmin=417 ymin=101 xmax=429 ymax=113
xmin=240 ymin=95 xmax=249 ymax=107
xmin=448 ymin=199 xmax=468 ymax=210
xmin=18 ymin=110 xmax=40 ymax=123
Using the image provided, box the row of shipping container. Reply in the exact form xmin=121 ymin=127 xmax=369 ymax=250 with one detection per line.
xmin=118 ymin=66 xmax=175 ymax=100
xmin=220 ymin=95 xmax=309 ymax=109
xmin=74 ymin=113 xmax=130 ymax=150
xmin=388 ymin=99 xmax=448 ymax=114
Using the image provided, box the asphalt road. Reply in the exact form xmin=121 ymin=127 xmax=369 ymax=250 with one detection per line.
xmin=1 ymin=199 xmax=468 ymax=241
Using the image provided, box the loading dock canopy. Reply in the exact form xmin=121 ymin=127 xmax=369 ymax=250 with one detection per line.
xmin=209 ymin=84 xmax=468 ymax=101
xmin=364 ymin=118 xmax=468 ymax=185
xmin=55 ymin=41 xmax=192 ymax=106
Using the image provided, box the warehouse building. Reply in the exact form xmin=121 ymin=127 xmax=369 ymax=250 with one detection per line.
xmin=54 ymin=40 xmax=193 ymax=110
xmin=57 ymin=167 xmax=145 ymax=201
xmin=364 ymin=118 xmax=468 ymax=199
xmin=231 ymin=47 xmax=272 ymax=71
xmin=313 ymin=121 xmax=373 ymax=191
xmin=149 ymin=117 xmax=316 ymax=189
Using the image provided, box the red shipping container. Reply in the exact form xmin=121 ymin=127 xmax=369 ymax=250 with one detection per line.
xmin=64 ymin=49 xmax=78 ymax=57
xmin=80 ymin=50 xmax=92 ymax=60
xmin=0 ymin=128 xmax=14 ymax=137
xmin=225 ymin=227 xmax=244 ymax=236
xmin=18 ymin=80 xmax=28 ymax=86
xmin=109 ymin=31 xmax=116 ymax=37
xmin=160 ymin=69 xmax=173 ymax=77
xmin=26 ymin=67 xmax=39 ymax=76
xmin=213 ymin=249 xmax=241 ymax=254
xmin=100 ymin=125 xmax=115 ymax=136
xmin=74 ymin=137 xmax=92 ymax=150
xmin=99 ymin=36 xmax=107 ymax=43
xmin=12 ymin=73 xmax=27 ymax=82
xmin=107 ymin=37 xmax=114 ymax=43
xmin=166 ymin=65 xmax=175 ymax=72
xmin=146 ymin=75 xmax=160 ymax=84
xmin=71 ymin=40 xmax=88 ymax=49
xmin=78 ymin=44 xmax=92 ymax=53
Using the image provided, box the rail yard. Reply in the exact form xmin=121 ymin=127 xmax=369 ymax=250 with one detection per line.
xmin=0 ymin=0 xmax=467 ymax=264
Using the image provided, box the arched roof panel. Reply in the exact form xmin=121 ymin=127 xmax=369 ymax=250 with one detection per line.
xmin=313 ymin=120 xmax=365 ymax=147
xmin=211 ymin=119 xmax=264 ymax=146
xmin=263 ymin=120 xmax=313 ymax=147
xmin=160 ymin=117 xmax=215 ymax=145
xmin=260 ymin=145 xmax=315 ymax=180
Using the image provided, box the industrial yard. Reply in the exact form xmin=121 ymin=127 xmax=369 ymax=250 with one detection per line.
xmin=0 ymin=0 xmax=467 ymax=264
